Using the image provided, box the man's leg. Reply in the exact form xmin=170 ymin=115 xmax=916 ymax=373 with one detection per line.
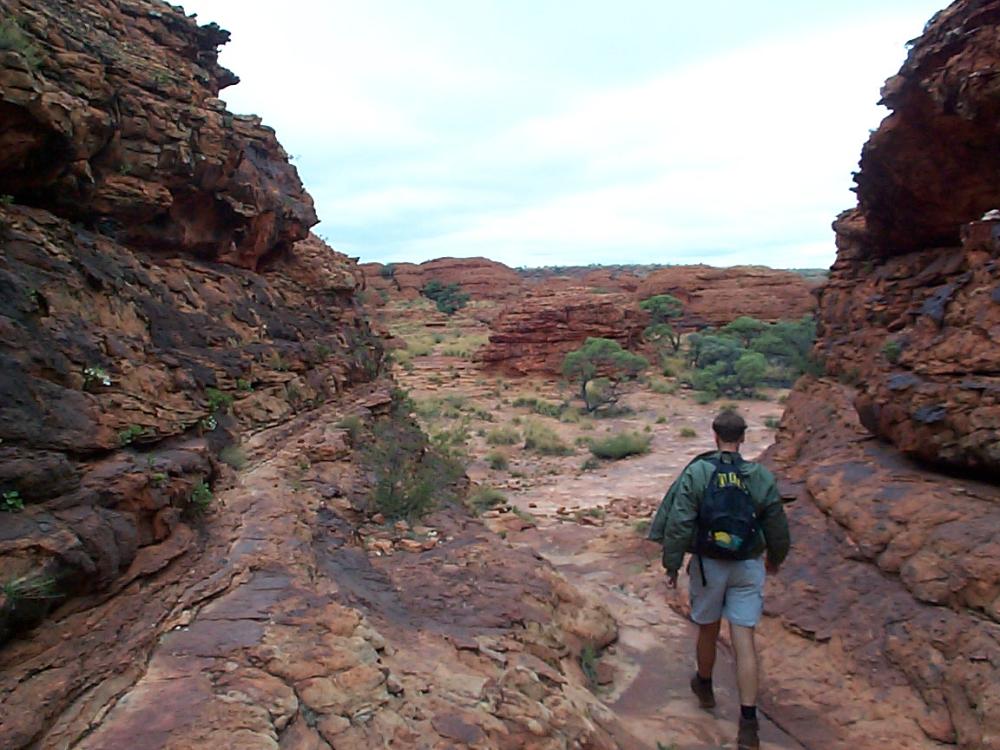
xmin=696 ymin=620 xmax=721 ymax=679
xmin=729 ymin=623 xmax=758 ymax=706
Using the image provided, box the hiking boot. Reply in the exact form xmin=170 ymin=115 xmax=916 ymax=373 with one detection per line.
xmin=689 ymin=673 xmax=715 ymax=709
xmin=737 ymin=716 xmax=760 ymax=750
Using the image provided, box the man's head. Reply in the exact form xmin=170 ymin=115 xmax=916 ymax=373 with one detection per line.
xmin=712 ymin=410 xmax=746 ymax=448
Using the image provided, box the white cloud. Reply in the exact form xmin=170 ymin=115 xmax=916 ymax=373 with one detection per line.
xmin=181 ymin=1 xmax=941 ymax=269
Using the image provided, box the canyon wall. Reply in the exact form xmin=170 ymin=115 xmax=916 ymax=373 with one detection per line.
xmin=0 ymin=2 xmax=624 ymax=748
xmin=763 ymin=3 xmax=1000 ymax=748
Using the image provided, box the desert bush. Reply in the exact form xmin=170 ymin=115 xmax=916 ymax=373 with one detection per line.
xmin=523 ymin=420 xmax=573 ymax=456
xmin=588 ymin=431 xmax=652 ymax=460
xmin=486 ymin=425 xmax=521 ymax=445
xmin=513 ymin=395 xmax=565 ymax=418
xmin=882 ymin=338 xmax=902 ymax=363
xmin=362 ymin=399 xmax=465 ymax=521
xmin=219 ymin=444 xmax=247 ymax=469
xmin=421 ymin=280 xmax=470 ymax=315
xmin=679 ymin=427 xmax=697 ymax=438
xmin=468 ymin=485 xmax=507 ymax=513
xmin=486 ymin=451 xmax=509 ymax=470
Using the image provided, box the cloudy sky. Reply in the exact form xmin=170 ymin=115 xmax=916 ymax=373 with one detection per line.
xmin=183 ymin=1 xmax=944 ymax=269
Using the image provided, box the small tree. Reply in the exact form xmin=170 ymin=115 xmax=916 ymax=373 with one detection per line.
xmin=421 ymin=279 xmax=469 ymax=315
xmin=640 ymin=294 xmax=684 ymax=353
xmin=562 ymin=337 xmax=648 ymax=413
xmin=720 ymin=316 xmax=767 ymax=348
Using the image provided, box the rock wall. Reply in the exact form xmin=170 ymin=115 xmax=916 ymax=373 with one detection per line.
xmin=0 ymin=0 xmax=315 ymax=269
xmin=635 ymin=264 xmax=818 ymax=328
xmin=0 ymin=3 xmax=629 ymax=748
xmin=360 ymin=257 xmax=527 ymax=304
xmin=476 ymin=289 xmax=646 ymax=376
xmin=763 ymin=3 xmax=1000 ymax=748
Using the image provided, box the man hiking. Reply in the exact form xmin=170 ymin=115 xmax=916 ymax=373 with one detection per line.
xmin=648 ymin=410 xmax=790 ymax=750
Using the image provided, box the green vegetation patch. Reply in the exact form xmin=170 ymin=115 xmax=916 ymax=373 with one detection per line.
xmin=588 ymin=431 xmax=652 ymax=460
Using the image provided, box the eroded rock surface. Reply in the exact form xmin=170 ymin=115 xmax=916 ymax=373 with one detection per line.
xmin=477 ymin=289 xmax=646 ymax=376
xmin=0 ymin=0 xmax=314 ymax=269
xmin=634 ymin=265 xmax=817 ymax=328
xmin=762 ymin=2 xmax=1000 ymax=747
xmin=360 ymin=257 xmax=527 ymax=305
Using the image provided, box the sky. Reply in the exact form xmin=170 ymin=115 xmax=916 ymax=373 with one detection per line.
xmin=181 ymin=1 xmax=946 ymax=269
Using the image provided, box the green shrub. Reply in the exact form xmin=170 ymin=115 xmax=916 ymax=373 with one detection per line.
xmin=513 ymin=395 xmax=565 ymax=418
xmin=579 ymin=644 xmax=599 ymax=686
xmin=882 ymin=339 xmax=902 ymax=363
xmin=337 ymin=415 xmax=363 ymax=441
xmin=468 ymin=485 xmax=506 ymax=513
xmin=421 ymin=280 xmax=470 ymax=315
xmin=206 ymin=387 xmax=233 ymax=414
xmin=694 ymin=391 xmax=715 ymax=405
xmin=118 ymin=424 xmax=147 ymax=446
xmin=765 ymin=416 xmax=781 ymax=429
xmin=580 ymin=457 xmax=602 ymax=472
xmin=486 ymin=451 xmax=509 ymax=470
xmin=679 ymin=427 xmax=697 ymax=438
xmin=649 ymin=378 xmax=675 ymax=395
xmin=523 ymin=420 xmax=572 ymax=456
xmin=1 ymin=490 xmax=24 ymax=512
xmin=362 ymin=400 xmax=465 ymax=521
xmin=588 ymin=431 xmax=652 ymax=460
xmin=189 ymin=480 xmax=213 ymax=514
xmin=655 ymin=416 xmax=667 ymax=424
xmin=219 ymin=445 xmax=247 ymax=469
xmin=0 ymin=18 xmax=42 ymax=69
xmin=486 ymin=425 xmax=521 ymax=445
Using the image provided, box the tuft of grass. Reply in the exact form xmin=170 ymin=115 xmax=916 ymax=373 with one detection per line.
xmin=219 ymin=444 xmax=247 ymax=469
xmin=580 ymin=457 xmax=601 ymax=472
xmin=468 ymin=485 xmax=507 ymax=513
xmin=580 ymin=644 xmax=599 ymax=686
xmin=2 ymin=573 xmax=59 ymax=601
xmin=337 ymin=415 xmax=363 ymax=441
xmin=486 ymin=425 xmax=521 ymax=445
xmin=523 ymin=420 xmax=572 ymax=456
xmin=513 ymin=396 xmax=565 ymax=418
xmin=655 ymin=416 xmax=667 ymax=424
xmin=588 ymin=431 xmax=652 ymax=460
xmin=679 ymin=427 xmax=697 ymax=438
xmin=882 ymin=339 xmax=902 ymax=363
xmin=694 ymin=391 xmax=716 ymax=405
xmin=765 ymin=416 xmax=781 ymax=429
xmin=649 ymin=378 xmax=676 ymax=395
xmin=486 ymin=451 xmax=509 ymax=470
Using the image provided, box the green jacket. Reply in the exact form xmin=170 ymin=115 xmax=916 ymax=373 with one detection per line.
xmin=648 ymin=450 xmax=790 ymax=574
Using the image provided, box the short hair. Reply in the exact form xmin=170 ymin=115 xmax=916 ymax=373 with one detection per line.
xmin=712 ymin=411 xmax=747 ymax=442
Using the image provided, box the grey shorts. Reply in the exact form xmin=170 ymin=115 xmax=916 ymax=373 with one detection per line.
xmin=688 ymin=556 xmax=765 ymax=628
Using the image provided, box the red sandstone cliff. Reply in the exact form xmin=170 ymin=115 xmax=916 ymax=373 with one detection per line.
xmin=479 ymin=266 xmax=817 ymax=375
xmin=360 ymin=257 xmax=527 ymax=303
xmin=762 ymin=3 xmax=1000 ymax=748
xmin=0 ymin=3 xmax=624 ymax=748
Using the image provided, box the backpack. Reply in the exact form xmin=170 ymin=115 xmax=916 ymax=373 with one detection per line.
xmin=695 ymin=454 xmax=759 ymax=560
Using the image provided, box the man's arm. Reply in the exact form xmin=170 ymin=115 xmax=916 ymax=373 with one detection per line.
xmin=660 ymin=465 xmax=702 ymax=576
xmin=758 ymin=475 xmax=790 ymax=568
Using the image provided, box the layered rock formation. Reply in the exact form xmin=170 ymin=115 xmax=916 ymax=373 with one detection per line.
xmin=634 ymin=265 xmax=818 ymax=328
xmin=763 ymin=3 xmax=1000 ymax=748
xmin=476 ymin=289 xmax=646 ymax=376
xmin=0 ymin=3 xmax=623 ymax=748
xmin=360 ymin=257 xmax=527 ymax=304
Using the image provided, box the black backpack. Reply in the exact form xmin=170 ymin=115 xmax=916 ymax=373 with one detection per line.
xmin=695 ymin=454 xmax=759 ymax=561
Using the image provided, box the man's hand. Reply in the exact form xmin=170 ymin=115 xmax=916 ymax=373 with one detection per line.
xmin=666 ymin=570 xmax=679 ymax=588
xmin=765 ymin=558 xmax=781 ymax=575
